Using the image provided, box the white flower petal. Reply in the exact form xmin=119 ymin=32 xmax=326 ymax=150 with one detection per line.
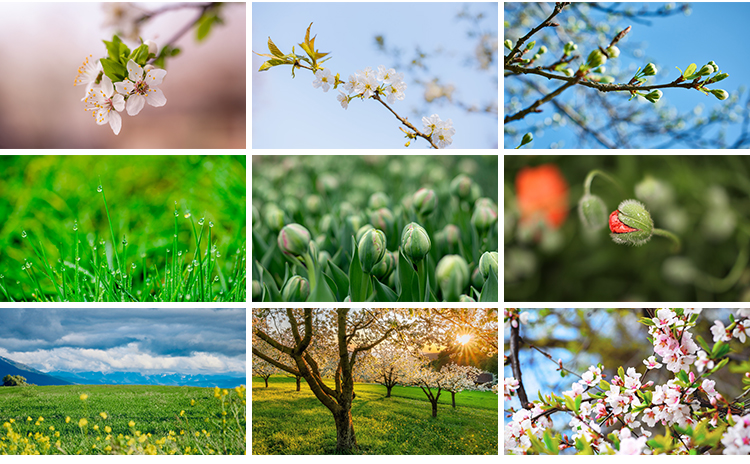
xmin=145 ymin=68 xmax=167 ymax=87
xmin=111 ymin=94 xmax=125 ymax=112
xmin=126 ymin=94 xmax=146 ymax=115
xmin=115 ymin=80 xmax=135 ymax=95
xmin=126 ymin=60 xmax=144 ymax=82
xmin=145 ymin=88 xmax=166 ymax=107
xmin=100 ymin=75 xmax=114 ymax=97
xmin=109 ymin=111 xmax=122 ymax=135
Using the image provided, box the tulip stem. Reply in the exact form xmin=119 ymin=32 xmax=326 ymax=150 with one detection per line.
xmin=653 ymin=228 xmax=681 ymax=253
xmin=416 ymin=260 xmax=427 ymax=301
xmin=583 ymin=169 xmax=622 ymax=196
xmin=302 ymin=252 xmax=317 ymax=290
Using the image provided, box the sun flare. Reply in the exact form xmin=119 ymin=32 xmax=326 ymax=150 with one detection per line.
xmin=456 ymin=334 xmax=472 ymax=345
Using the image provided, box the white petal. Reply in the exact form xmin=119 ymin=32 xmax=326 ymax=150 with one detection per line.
xmin=126 ymin=60 xmax=144 ymax=81
xmin=145 ymin=68 xmax=167 ymax=86
xmin=115 ymin=80 xmax=135 ymax=95
xmin=111 ymin=94 xmax=125 ymax=112
xmin=126 ymin=94 xmax=145 ymax=115
xmin=109 ymin=111 xmax=122 ymax=135
xmin=95 ymin=108 xmax=108 ymax=125
xmin=100 ymin=75 xmax=114 ymax=97
xmin=145 ymin=88 xmax=166 ymax=107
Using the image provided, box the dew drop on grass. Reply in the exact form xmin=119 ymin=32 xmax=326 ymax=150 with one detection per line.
xmin=213 ymin=276 xmax=219 ymax=283
xmin=122 ymin=237 xmax=128 ymax=246
xmin=76 ymin=257 xmax=81 ymax=262
xmin=21 ymin=230 xmax=27 ymax=238
xmin=97 ymin=185 xmax=103 ymax=193
xmin=209 ymin=221 xmax=214 ymax=228
xmin=184 ymin=212 xmax=191 ymax=219
xmin=185 ymin=294 xmax=192 ymax=301
xmin=73 ymin=222 xmax=78 ymax=231
xmin=198 ymin=218 xmax=205 ymax=226
xmin=99 ymin=239 xmax=105 ymax=245
xmin=141 ymin=253 xmax=146 ymax=259
xmin=178 ymin=251 xmax=183 ymax=257
xmin=131 ymin=263 xmax=136 ymax=270
xmin=174 ymin=210 xmax=179 ymax=218
xmin=216 ymin=252 xmax=221 ymax=258
xmin=192 ymin=259 xmax=198 ymax=267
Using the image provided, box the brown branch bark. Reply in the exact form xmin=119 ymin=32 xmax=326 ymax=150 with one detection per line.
xmin=509 ymin=322 xmax=529 ymax=408
xmin=371 ymin=94 xmax=440 ymax=149
xmin=505 ymin=79 xmax=578 ymax=124
xmin=505 ymin=3 xmax=570 ymax=66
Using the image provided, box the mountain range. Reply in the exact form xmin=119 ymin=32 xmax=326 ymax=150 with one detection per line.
xmin=1 ymin=355 xmax=245 ymax=388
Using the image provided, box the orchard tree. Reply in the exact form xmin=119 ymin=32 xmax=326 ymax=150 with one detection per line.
xmin=503 ymin=3 xmax=748 ymax=149
xmin=252 ymin=345 xmax=280 ymax=388
xmin=441 ymin=363 xmax=483 ymax=409
xmin=252 ymin=309 xmax=404 ymax=453
xmin=357 ymin=342 xmax=424 ymax=398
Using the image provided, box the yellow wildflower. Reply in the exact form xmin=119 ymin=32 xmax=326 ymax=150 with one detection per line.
xmin=80 ymin=394 xmax=88 ymax=401
xmin=78 ymin=418 xmax=88 ymax=428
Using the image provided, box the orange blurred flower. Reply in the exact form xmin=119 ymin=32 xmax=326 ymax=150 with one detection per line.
xmin=515 ymin=164 xmax=569 ymax=229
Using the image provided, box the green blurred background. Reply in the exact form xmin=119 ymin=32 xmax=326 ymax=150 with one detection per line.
xmin=505 ymin=155 xmax=750 ymax=302
xmin=0 ymin=155 xmax=246 ymax=294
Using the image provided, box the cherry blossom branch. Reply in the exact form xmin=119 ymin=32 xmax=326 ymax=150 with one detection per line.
xmin=153 ymin=2 xmax=220 ymax=56
xmin=372 ymin=94 xmax=439 ymax=149
xmin=504 ymin=2 xmax=569 ymax=66
xmin=509 ymin=321 xmax=529 ymax=407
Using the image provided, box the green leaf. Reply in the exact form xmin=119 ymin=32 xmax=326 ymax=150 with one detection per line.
xmin=574 ymin=395 xmax=582 ymax=414
xmin=256 ymin=261 xmax=281 ymax=302
xmin=676 ymin=370 xmax=689 ymax=384
xmin=639 ymin=316 xmax=655 ymax=326
xmin=397 ymin=248 xmax=416 ymax=302
xmin=479 ymin=265 xmax=498 ymax=302
xmin=103 ymin=35 xmax=122 ymax=62
xmin=710 ymin=357 xmax=729 ymax=374
xmin=373 ymin=277 xmax=398 ymax=302
xmin=308 ymin=258 xmax=336 ymax=302
xmin=684 ymin=63 xmax=697 ymax=79
xmin=196 ymin=14 xmax=220 ymax=42
xmin=100 ymin=58 xmax=127 ymax=82
xmin=696 ymin=335 xmax=711 ymax=353
xmin=259 ymin=61 xmax=274 ymax=72
xmin=327 ymin=261 xmax=350 ymax=301
xmin=268 ymin=37 xmax=284 ymax=58
xmin=349 ymin=239 xmax=366 ymax=302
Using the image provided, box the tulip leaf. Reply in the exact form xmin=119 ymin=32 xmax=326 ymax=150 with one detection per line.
xmin=373 ymin=277 xmax=398 ymax=302
xmin=326 ymin=261 xmax=350 ymax=301
xmin=479 ymin=266 xmax=498 ymax=302
xmin=397 ymin=248 xmax=416 ymax=302
xmin=256 ymin=261 xmax=281 ymax=302
xmin=349 ymin=239 xmax=366 ymax=302
xmin=308 ymin=259 xmax=336 ymax=302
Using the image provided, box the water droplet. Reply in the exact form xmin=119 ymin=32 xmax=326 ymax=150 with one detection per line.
xmin=115 ymin=269 xmax=121 ymax=275
xmin=27 ymin=262 xmax=33 ymax=268
xmin=185 ymin=294 xmax=192 ymax=301
xmin=73 ymin=222 xmax=78 ymax=231
xmin=216 ymin=252 xmax=221 ymax=258
xmin=93 ymin=246 xmax=97 ymax=251
xmin=141 ymin=253 xmax=146 ymax=258
xmin=97 ymin=185 xmax=103 ymax=193
xmin=99 ymin=239 xmax=105 ymax=245
xmin=184 ymin=211 xmax=191 ymax=219
xmin=209 ymin=221 xmax=214 ymax=228
xmin=174 ymin=210 xmax=179 ymax=217
xmin=198 ymin=218 xmax=205 ymax=226
xmin=76 ymin=257 xmax=81 ymax=262
xmin=211 ymin=245 xmax=217 ymax=252
xmin=213 ymin=276 xmax=219 ymax=283
xmin=122 ymin=237 xmax=128 ymax=246
xmin=178 ymin=251 xmax=183 ymax=257
xmin=173 ymin=234 xmax=177 ymax=238
xmin=0 ymin=274 xmax=4 ymax=279
xmin=131 ymin=263 xmax=136 ymax=269
xmin=21 ymin=230 xmax=27 ymax=238
xmin=178 ymin=293 xmax=183 ymax=299
xmin=192 ymin=259 xmax=198 ymax=267
xmin=166 ymin=270 xmax=171 ymax=275
xmin=186 ymin=265 xmax=193 ymax=272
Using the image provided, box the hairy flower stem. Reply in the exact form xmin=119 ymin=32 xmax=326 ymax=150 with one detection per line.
xmin=653 ymin=228 xmax=681 ymax=253
xmin=583 ymin=169 xmax=622 ymax=196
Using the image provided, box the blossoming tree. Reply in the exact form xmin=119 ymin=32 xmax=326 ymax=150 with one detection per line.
xmin=504 ymin=308 xmax=750 ymax=455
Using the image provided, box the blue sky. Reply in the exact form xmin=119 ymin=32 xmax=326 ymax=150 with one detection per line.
xmin=504 ymin=2 xmax=750 ymax=149
xmin=252 ymin=2 xmax=499 ymax=149
xmin=0 ymin=309 xmax=246 ymax=375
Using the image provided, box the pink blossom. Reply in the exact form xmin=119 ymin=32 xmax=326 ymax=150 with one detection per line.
xmin=643 ymin=355 xmax=662 ymax=370
xmin=711 ymin=320 xmax=731 ymax=342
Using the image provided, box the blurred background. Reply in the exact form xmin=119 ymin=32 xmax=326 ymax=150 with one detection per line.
xmin=505 ymin=155 xmax=750 ymax=302
xmin=252 ymin=2 xmax=498 ymax=149
xmin=0 ymin=155 xmax=246 ymax=297
xmin=0 ymin=2 xmax=245 ymax=148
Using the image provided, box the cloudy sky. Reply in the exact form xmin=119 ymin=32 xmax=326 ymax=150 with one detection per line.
xmin=0 ymin=309 xmax=245 ymax=375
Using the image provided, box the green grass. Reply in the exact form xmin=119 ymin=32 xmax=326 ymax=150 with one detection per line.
xmin=252 ymin=376 xmax=498 ymax=455
xmin=0 ymin=384 xmax=246 ymax=455
xmin=0 ymin=156 xmax=246 ymax=302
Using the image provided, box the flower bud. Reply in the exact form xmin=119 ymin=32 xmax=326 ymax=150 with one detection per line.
xmin=401 ymin=222 xmax=431 ymax=262
xmin=525 ymin=41 xmax=536 ymax=51
xmin=563 ymin=41 xmax=577 ymax=55
xmin=578 ymin=193 xmax=608 ymax=231
xmin=697 ymin=64 xmax=714 ymax=77
xmin=413 ymin=188 xmax=437 ymax=216
xmin=252 ymin=280 xmax=261 ymax=300
xmin=585 ymin=49 xmax=607 ymax=69
xmin=471 ymin=205 xmax=498 ymax=232
xmin=368 ymin=192 xmax=390 ymax=210
xmin=471 ymin=267 xmax=484 ymax=288
xmin=345 ymin=214 xmax=363 ymax=232
xmin=356 ymin=224 xmax=375 ymax=243
xmin=609 ymin=199 xmax=653 ymax=246
xmin=358 ymin=228 xmax=387 ymax=274
xmin=436 ymin=224 xmax=461 ymax=254
xmin=711 ymin=72 xmax=728 ymax=83
xmin=504 ymin=39 xmax=513 ymax=50
xmin=277 ymin=223 xmax=311 ymax=257
xmin=281 ymin=275 xmax=310 ymax=302
xmin=539 ymin=45 xmax=548 ymax=54
xmin=436 ymin=255 xmax=469 ymax=301
xmin=641 ymin=63 xmax=657 ymax=76
xmin=606 ymin=45 xmax=620 ymax=58
xmin=371 ymin=250 xmax=396 ymax=280
xmin=711 ymin=89 xmax=729 ymax=100
xmin=459 ymin=294 xmax=476 ymax=303
xmin=319 ymin=214 xmax=333 ymax=235
xmin=263 ymin=205 xmax=285 ymax=233
xmin=305 ymin=195 xmax=322 ymax=214
xmin=369 ymin=207 xmax=395 ymax=234
xmin=479 ymin=251 xmax=499 ymax=280
xmin=562 ymin=68 xmax=574 ymax=77
xmin=144 ymin=40 xmax=157 ymax=55
xmin=643 ymin=90 xmax=662 ymax=104
xmin=450 ymin=174 xmax=473 ymax=201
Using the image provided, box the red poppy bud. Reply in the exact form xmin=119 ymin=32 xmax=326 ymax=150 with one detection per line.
xmin=609 ymin=210 xmax=638 ymax=234
xmin=609 ymin=200 xmax=654 ymax=246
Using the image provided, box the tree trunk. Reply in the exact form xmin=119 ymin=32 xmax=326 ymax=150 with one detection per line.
xmin=333 ymin=408 xmax=357 ymax=453
xmin=296 ymin=376 xmax=301 ymax=391
xmin=385 ymin=385 xmax=392 ymax=398
xmin=264 ymin=377 xmax=269 ymax=388
xmin=431 ymin=400 xmax=438 ymax=418
xmin=451 ymin=391 xmax=456 ymax=409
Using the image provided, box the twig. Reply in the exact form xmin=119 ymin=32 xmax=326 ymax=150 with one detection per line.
xmin=505 ymin=3 xmax=569 ymax=66
xmin=504 ymin=78 xmax=577 ymax=123
xmin=509 ymin=321 xmax=529 ymax=407
xmin=372 ymin=94 xmax=439 ymax=149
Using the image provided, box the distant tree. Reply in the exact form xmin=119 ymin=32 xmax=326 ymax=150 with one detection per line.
xmin=3 ymin=374 xmax=29 ymax=386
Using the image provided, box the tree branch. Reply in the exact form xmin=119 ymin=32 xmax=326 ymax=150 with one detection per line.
xmin=252 ymin=347 xmax=300 ymax=376
xmin=371 ymin=94 xmax=439 ymax=149
xmin=509 ymin=321 xmax=529 ymax=407
xmin=504 ymin=79 xmax=578 ymax=124
xmin=505 ymin=3 xmax=569 ymax=66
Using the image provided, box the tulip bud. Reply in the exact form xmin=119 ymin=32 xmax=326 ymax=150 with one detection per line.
xmin=368 ymin=192 xmax=390 ymax=210
xmin=413 ymin=188 xmax=438 ymax=216
xmin=358 ymin=228 xmax=387 ymax=273
xmin=578 ymin=193 xmax=608 ymax=231
xmin=371 ymin=251 xmax=396 ymax=280
xmin=281 ymin=275 xmax=310 ymax=302
xmin=369 ymin=207 xmax=395 ymax=234
xmin=471 ymin=205 xmax=498 ymax=232
xmin=711 ymin=89 xmax=729 ymax=100
xmin=606 ymin=45 xmax=620 ymax=58
xmin=252 ymin=280 xmax=261 ymax=300
xmin=641 ymin=63 xmax=657 ymax=76
xmin=450 ymin=174 xmax=473 ymax=201
xmin=319 ymin=214 xmax=333 ymax=235
xmin=609 ymin=199 xmax=654 ymax=246
xmin=504 ymin=39 xmax=513 ymax=50
xmin=643 ymin=90 xmax=662 ymax=104
xmin=356 ymin=224 xmax=375 ymax=243
xmin=479 ymin=251 xmax=499 ymax=280
xmin=263 ymin=205 xmax=285 ymax=233
xmin=277 ymin=223 xmax=311 ymax=257
xmin=471 ymin=267 xmax=484 ymax=288
xmin=305 ymin=195 xmax=322 ymax=214
xmin=436 ymin=255 xmax=469 ymax=301
xmin=437 ymin=224 xmax=461 ymax=254
xmin=345 ymin=214 xmax=363 ymax=232
xmin=401 ymin=222 xmax=431 ymax=262
xmin=459 ymin=294 xmax=476 ymax=303
xmin=585 ymin=49 xmax=607 ymax=70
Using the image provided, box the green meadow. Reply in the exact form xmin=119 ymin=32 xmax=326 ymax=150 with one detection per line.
xmin=252 ymin=376 xmax=498 ymax=455
xmin=0 ymin=156 xmax=246 ymax=302
xmin=0 ymin=384 xmax=246 ymax=455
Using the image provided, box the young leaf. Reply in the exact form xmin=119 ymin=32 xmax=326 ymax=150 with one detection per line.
xmin=268 ymin=37 xmax=285 ymax=58
xmin=479 ymin=265 xmax=498 ymax=302
xmin=373 ymin=277 xmax=398 ymax=302
xmin=326 ymin=261 xmax=350 ymax=301
xmin=684 ymin=63 xmax=697 ymax=79
xmin=348 ymin=239 xmax=366 ymax=302
xmin=100 ymin=58 xmax=127 ymax=82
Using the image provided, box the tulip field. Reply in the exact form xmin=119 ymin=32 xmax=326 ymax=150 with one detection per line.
xmin=251 ymin=155 xmax=499 ymax=302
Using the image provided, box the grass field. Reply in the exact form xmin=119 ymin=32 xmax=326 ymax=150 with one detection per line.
xmin=252 ymin=376 xmax=498 ymax=455
xmin=0 ymin=384 xmax=246 ymax=455
xmin=0 ymin=155 xmax=246 ymax=302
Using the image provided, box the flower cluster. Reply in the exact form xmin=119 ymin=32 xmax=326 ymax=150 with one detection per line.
xmin=422 ymin=114 xmax=456 ymax=149
xmin=504 ymin=308 xmax=529 ymax=329
xmin=646 ymin=308 xmax=700 ymax=373
xmin=504 ymin=377 xmax=520 ymax=400
xmin=721 ymin=414 xmax=750 ymax=455
xmin=504 ymin=405 xmax=553 ymax=455
xmin=75 ymin=39 xmax=167 ymax=135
